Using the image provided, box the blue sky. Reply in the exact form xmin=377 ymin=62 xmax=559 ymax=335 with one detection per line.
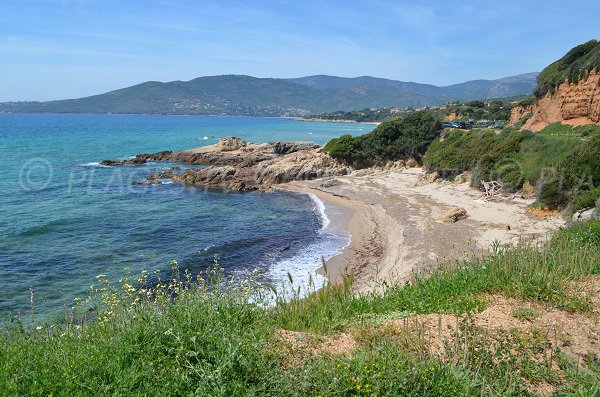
xmin=0 ymin=0 xmax=598 ymax=101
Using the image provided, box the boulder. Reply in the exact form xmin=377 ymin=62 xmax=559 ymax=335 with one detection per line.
xmin=405 ymin=158 xmax=418 ymax=168
xmin=215 ymin=137 xmax=246 ymax=152
xmin=572 ymin=207 xmax=598 ymax=223
xmin=427 ymin=172 xmax=439 ymax=183
xmin=453 ymin=172 xmax=470 ymax=184
xmin=442 ymin=207 xmax=468 ymax=223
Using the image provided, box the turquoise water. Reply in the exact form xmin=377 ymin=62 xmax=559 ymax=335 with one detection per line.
xmin=0 ymin=114 xmax=374 ymax=321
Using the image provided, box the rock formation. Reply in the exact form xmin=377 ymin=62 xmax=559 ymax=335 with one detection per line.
xmin=510 ymin=71 xmax=600 ymax=131
xmin=101 ymin=137 xmax=352 ymax=191
xmin=442 ymin=207 xmax=468 ymax=223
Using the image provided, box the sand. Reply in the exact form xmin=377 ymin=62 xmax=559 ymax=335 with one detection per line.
xmin=281 ymin=167 xmax=565 ymax=292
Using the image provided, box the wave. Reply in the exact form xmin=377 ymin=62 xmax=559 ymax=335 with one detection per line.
xmin=267 ymin=193 xmax=350 ymax=298
xmin=79 ymin=162 xmax=110 ymax=168
xmin=307 ymin=193 xmax=330 ymax=230
xmin=18 ymin=218 xmax=77 ymax=237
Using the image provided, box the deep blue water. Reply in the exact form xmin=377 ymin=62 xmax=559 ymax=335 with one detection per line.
xmin=0 ymin=114 xmax=374 ymax=321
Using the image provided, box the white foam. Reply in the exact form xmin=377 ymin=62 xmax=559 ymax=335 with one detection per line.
xmin=79 ymin=162 xmax=109 ymax=168
xmin=308 ymin=193 xmax=330 ymax=230
xmin=267 ymin=234 xmax=349 ymax=299
xmin=267 ymin=192 xmax=350 ymax=299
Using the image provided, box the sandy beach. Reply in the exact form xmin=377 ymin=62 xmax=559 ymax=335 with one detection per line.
xmin=281 ymin=167 xmax=566 ymax=292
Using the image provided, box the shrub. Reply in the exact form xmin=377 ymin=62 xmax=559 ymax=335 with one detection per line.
xmin=537 ymin=135 xmax=600 ymax=210
xmin=516 ymin=96 xmax=537 ymax=107
xmin=538 ymin=122 xmax=573 ymax=136
xmin=323 ymin=111 xmax=441 ymax=167
xmin=424 ymin=130 xmax=527 ymax=189
xmin=425 ymin=127 xmax=591 ymax=204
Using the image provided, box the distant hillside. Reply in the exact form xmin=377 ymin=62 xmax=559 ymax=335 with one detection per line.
xmin=0 ymin=73 xmax=538 ymax=116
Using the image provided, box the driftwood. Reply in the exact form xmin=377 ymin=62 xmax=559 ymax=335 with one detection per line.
xmin=481 ymin=180 xmax=503 ymax=197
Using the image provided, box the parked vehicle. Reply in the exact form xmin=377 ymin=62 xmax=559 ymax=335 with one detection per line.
xmin=441 ymin=121 xmax=454 ymax=128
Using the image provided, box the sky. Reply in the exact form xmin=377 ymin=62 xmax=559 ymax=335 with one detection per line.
xmin=0 ymin=0 xmax=598 ymax=101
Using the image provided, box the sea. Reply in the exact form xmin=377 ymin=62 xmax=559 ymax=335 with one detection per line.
xmin=0 ymin=113 xmax=374 ymax=321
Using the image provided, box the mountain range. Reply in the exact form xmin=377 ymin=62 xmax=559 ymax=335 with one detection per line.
xmin=0 ymin=73 xmax=538 ymax=116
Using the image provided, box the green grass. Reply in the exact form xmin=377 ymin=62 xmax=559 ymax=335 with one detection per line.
xmin=538 ymin=122 xmax=600 ymax=137
xmin=513 ymin=133 xmax=581 ymax=184
xmin=2 ymin=221 xmax=600 ymax=396
xmin=536 ymin=39 xmax=600 ymax=97
xmin=511 ymin=307 xmax=540 ymax=321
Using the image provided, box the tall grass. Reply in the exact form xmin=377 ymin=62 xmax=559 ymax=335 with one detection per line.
xmin=1 ymin=221 xmax=599 ymax=396
xmin=279 ymin=221 xmax=600 ymax=334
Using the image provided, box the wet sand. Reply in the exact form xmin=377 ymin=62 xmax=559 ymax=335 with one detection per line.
xmin=281 ymin=167 xmax=565 ymax=292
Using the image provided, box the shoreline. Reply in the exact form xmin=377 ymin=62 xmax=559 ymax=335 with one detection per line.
xmin=281 ymin=168 xmax=566 ymax=292
xmin=298 ymin=118 xmax=381 ymax=125
xmin=279 ymin=182 xmax=367 ymax=286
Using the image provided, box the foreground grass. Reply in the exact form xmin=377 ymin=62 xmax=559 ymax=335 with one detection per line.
xmin=2 ymin=221 xmax=600 ymax=396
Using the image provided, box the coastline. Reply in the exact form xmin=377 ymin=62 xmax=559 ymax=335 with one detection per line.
xmin=298 ymin=118 xmax=381 ymax=125
xmin=279 ymin=182 xmax=367 ymax=286
xmin=280 ymin=167 xmax=566 ymax=292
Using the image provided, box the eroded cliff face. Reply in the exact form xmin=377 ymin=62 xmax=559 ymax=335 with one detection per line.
xmin=510 ymin=71 xmax=600 ymax=131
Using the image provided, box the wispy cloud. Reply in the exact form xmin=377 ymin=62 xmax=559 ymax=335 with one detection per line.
xmin=0 ymin=0 xmax=598 ymax=100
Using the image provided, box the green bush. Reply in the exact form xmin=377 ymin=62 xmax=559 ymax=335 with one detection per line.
xmin=516 ymin=96 xmax=537 ymax=107
xmin=424 ymin=130 xmax=528 ymax=189
xmin=538 ymin=122 xmax=573 ymax=135
xmin=537 ymin=135 xmax=600 ymax=210
xmin=323 ymin=110 xmax=441 ymax=167
xmin=424 ymin=126 xmax=591 ymax=204
xmin=573 ymin=124 xmax=600 ymax=137
xmin=444 ymin=99 xmax=512 ymax=122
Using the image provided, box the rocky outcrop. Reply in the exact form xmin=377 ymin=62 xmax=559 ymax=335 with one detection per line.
xmin=172 ymin=144 xmax=351 ymax=191
xmin=510 ymin=71 xmax=600 ymax=131
xmin=102 ymin=137 xmax=352 ymax=191
xmin=508 ymin=104 xmax=534 ymax=126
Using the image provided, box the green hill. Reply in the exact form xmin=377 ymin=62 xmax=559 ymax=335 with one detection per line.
xmin=535 ymin=39 xmax=600 ymax=97
xmin=0 ymin=73 xmax=538 ymax=116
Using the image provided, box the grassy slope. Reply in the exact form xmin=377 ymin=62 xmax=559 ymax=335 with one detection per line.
xmin=2 ymin=221 xmax=600 ymax=396
xmin=535 ymin=39 xmax=600 ymax=97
